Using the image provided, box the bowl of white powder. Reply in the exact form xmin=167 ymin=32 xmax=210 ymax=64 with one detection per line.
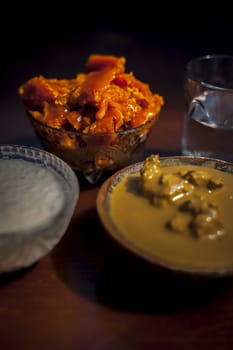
xmin=0 ymin=144 xmax=79 ymax=273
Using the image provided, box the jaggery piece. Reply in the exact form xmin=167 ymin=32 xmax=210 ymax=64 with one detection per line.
xmin=18 ymin=54 xmax=164 ymax=134
xmin=84 ymin=54 xmax=126 ymax=73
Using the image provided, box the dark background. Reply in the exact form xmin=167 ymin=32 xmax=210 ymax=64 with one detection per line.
xmin=2 ymin=6 xmax=233 ymax=80
xmin=1 ymin=5 xmax=233 ymax=144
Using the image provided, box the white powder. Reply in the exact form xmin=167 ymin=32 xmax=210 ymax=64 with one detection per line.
xmin=0 ymin=159 xmax=66 ymax=233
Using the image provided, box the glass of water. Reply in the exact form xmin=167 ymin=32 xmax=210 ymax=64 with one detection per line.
xmin=182 ymin=55 xmax=233 ymax=163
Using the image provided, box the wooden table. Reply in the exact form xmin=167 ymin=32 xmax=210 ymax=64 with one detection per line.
xmin=1 ymin=35 xmax=233 ymax=349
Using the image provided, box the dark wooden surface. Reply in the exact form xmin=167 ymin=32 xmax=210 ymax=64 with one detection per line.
xmin=1 ymin=20 xmax=233 ymax=349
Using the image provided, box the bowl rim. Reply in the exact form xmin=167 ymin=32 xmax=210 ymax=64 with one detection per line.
xmin=27 ymin=110 xmax=160 ymax=136
xmin=0 ymin=143 xmax=80 ymax=237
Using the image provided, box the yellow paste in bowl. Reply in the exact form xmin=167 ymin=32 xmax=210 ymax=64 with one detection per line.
xmin=109 ymin=156 xmax=233 ymax=271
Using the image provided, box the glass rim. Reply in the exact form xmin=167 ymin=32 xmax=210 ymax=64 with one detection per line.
xmin=27 ymin=111 xmax=159 ymax=136
xmin=185 ymin=54 xmax=233 ymax=92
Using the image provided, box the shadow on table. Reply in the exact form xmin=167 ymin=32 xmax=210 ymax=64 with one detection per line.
xmin=0 ymin=265 xmax=36 ymax=285
xmin=52 ymin=207 xmax=233 ymax=314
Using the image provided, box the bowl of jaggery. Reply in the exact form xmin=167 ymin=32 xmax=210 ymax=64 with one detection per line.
xmin=18 ymin=54 xmax=164 ymax=184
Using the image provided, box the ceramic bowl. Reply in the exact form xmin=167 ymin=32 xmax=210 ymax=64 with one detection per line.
xmin=97 ymin=155 xmax=233 ymax=277
xmin=0 ymin=144 xmax=79 ymax=273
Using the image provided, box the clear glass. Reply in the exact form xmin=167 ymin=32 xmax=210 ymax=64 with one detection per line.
xmin=182 ymin=55 xmax=233 ymax=163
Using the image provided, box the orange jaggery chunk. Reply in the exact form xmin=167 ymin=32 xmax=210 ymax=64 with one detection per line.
xmin=18 ymin=54 xmax=164 ymax=134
